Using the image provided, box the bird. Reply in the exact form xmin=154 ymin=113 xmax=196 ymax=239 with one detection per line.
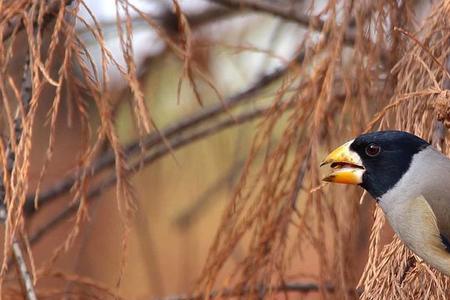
xmin=320 ymin=130 xmax=450 ymax=276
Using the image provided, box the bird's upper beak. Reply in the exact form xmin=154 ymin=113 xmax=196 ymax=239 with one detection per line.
xmin=320 ymin=140 xmax=365 ymax=184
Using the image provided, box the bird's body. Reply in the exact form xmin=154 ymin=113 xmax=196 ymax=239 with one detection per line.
xmin=379 ymin=146 xmax=450 ymax=275
xmin=321 ymin=131 xmax=450 ymax=276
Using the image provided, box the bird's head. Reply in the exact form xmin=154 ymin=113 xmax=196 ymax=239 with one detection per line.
xmin=320 ymin=131 xmax=430 ymax=199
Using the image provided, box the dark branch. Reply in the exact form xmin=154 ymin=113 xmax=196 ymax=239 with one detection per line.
xmin=29 ymin=100 xmax=295 ymax=246
xmin=77 ymin=5 xmax=233 ymax=36
xmin=290 ymin=150 xmax=310 ymax=211
xmin=207 ymin=0 xmax=356 ymax=44
xmin=208 ymin=0 xmax=316 ymax=27
xmin=155 ymin=282 xmax=340 ymax=300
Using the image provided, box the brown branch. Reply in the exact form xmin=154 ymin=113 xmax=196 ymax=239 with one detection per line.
xmin=24 ymin=54 xmax=302 ymax=216
xmin=154 ymin=282 xmax=343 ymax=300
xmin=290 ymin=150 xmax=310 ymax=211
xmin=12 ymin=241 xmax=37 ymax=300
xmin=207 ymin=0 xmax=356 ymax=44
xmin=208 ymin=0 xmax=315 ymax=27
xmin=77 ymin=5 xmax=233 ymax=36
xmin=29 ymin=100 xmax=295 ymax=246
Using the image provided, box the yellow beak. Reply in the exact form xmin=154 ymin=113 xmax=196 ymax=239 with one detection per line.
xmin=320 ymin=140 xmax=365 ymax=185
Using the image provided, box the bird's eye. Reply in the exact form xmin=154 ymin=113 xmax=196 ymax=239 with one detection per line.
xmin=365 ymin=143 xmax=381 ymax=157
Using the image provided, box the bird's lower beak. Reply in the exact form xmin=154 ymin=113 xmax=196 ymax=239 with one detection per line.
xmin=320 ymin=140 xmax=365 ymax=185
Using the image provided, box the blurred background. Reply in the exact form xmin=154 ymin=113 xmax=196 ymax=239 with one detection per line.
xmin=1 ymin=0 xmax=448 ymax=299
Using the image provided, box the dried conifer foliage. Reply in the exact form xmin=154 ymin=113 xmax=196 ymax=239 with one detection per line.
xmin=0 ymin=0 xmax=450 ymax=299
xmin=0 ymin=0 xmax=159 ymax=297
xmin=198 ymin=1 xmax=450 ymax=300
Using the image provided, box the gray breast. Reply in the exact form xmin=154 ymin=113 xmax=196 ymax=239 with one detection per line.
xmin=378 ymin=146 xmax=450 ymax=240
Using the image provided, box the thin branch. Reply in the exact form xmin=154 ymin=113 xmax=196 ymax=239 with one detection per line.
xmin=207 ymin=0 xmax=356 ymax=44
xmin=290 ymin=150 xmax=310 ymax=211
xmin=1 ymin=41 xmax=37 ymax=300
xmin=77 ymin=5 xmax=233 ymax=36
xmin=12 ymin=242 xmax=37 ymax=300
xmin=29 ymin=100 xmax=295 ymax=246
xmin=208 ymin=0 xmax=317 ymax=27
xmin=154 ymin=282 xmax=340 ymax=300
xmin=24 ymin=54 xmax=303 ymax=216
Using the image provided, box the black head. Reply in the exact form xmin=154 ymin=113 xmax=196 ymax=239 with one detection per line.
xmin=349 ymin=131 xmax=429 ymax=199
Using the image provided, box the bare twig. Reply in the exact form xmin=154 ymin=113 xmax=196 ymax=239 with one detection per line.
xmin=12 ymin=242 xmax=37 ymax=300
xmin=154 ymin=281 xmax=343 ymax=300
xmin=29 ymin=100 xmax=295 ymax=246
xmin=24 ymin=54 xmax=302 ymax=216
xmin=207 ymin=0 xmax=317 ymax=27
xmin=207 ymin=0 xmax=356 ymax=44
xmin=290 ymin=150 xmax=310 ymax=211
xmin=78 ymin=5 xmax=233 ymax=36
